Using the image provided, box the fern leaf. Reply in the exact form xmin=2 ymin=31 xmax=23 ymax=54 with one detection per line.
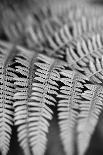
xmin=58 ymin=69 xmax=87 ymax=155
xmin=77 ymin=84 xmax=103 ymax=155
xmin=0 ymin=41 xmax=16 ymax=155
xmin=14 ymin=46 xmax=36 ymax=155
xmin=46 ymin=23 xmax=72 ymax=51
xmin=47 ymin=16 xmax=103 ymax=51
xmin=14 ymin=45 xmax=66 ymax=155
xmin=29 ymin=54 xmax=66 ymax=155
xmin=43 ymin=13 xmax=103 ymax=60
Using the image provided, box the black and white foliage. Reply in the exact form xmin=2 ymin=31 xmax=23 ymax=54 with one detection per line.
xmin=0 ymin=0 xmax=103 ymax=155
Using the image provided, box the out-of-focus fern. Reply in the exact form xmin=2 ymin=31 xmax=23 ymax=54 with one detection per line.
xmin=66 ymin=33 xmax=103 ymax=71
xmin=84 ymin=57 xmax=103 ymax=84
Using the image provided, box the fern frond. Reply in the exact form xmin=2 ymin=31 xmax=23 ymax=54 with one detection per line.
xmin=45 ymin=23 xmax=72 ymax=51
xmin=29 ymin=54 xmax=66 ymax=155
xmin=58 ymin=69 xmax=87 ymax=155
xmin=14 ymin=45 xmax=66 ymax=155
xmin=14 ymin=46 xmax=36 ymax=155
xmin=42 ymin=14 xmax=103 ymax=60
xmin=77 ymin=83 xmax=103 ymax=155
xmin=46 ymin=15 xmax=103 ymax=51
xmin=66 ymin=33 xmax=103 ymax=71
xmin=0 ymin=41 xmax=16 ymax=155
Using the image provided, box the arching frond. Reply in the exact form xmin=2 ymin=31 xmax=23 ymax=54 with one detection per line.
xmin=58 ymin=69 xmax=87 ymax=155
xmin=42 ymin=15 xmax=103 ymax=60
xmin=46 ymin=16 xmax=103 ymax=51
xmin=77 ymin=84 xmax=103 ymax=155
